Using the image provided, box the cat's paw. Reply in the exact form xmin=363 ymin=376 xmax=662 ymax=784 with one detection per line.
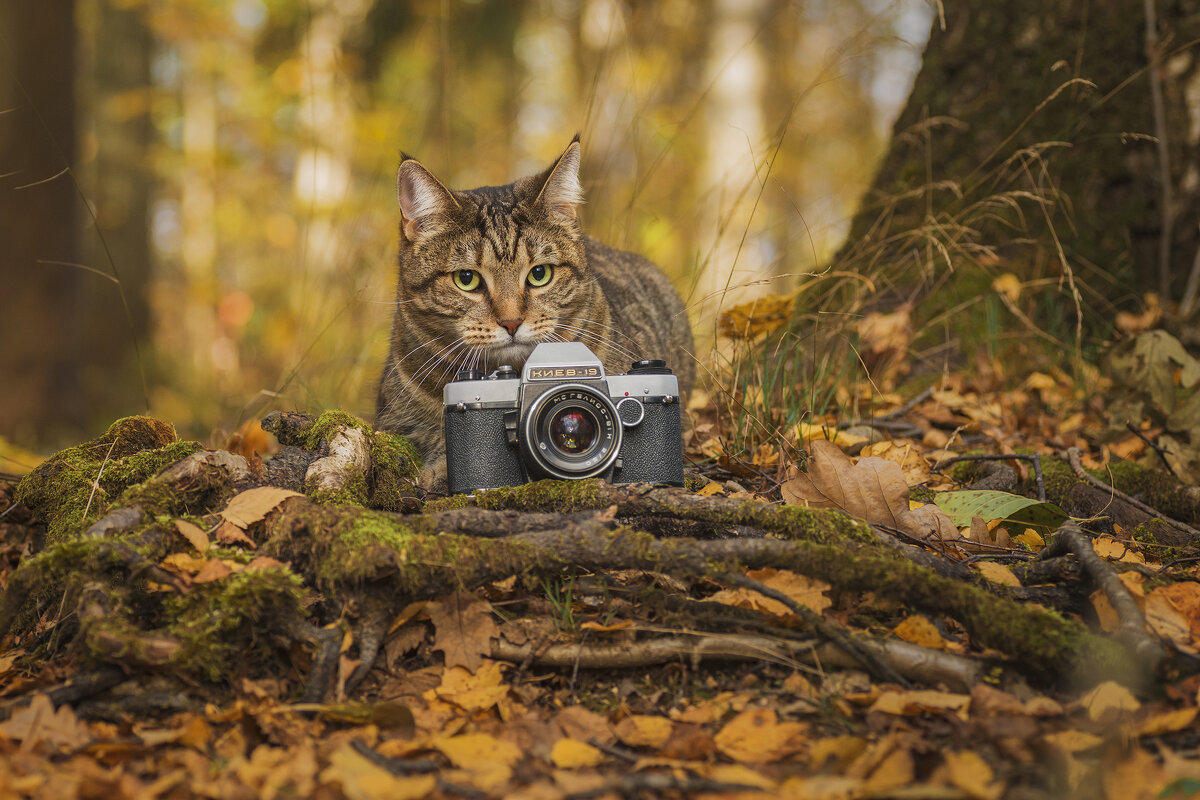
xmin=418 ymin=455 xmax=448 ymax=493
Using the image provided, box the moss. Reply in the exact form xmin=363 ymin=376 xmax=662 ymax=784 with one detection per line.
xmin=470 ymin=479 xmax=611 ymax=513
xmin=367 ymin=429 xmax=422 ymax=511
xmin=308 ymin=472 xmax=370 ymax=508
xmin=15 ymin=417 xmax=202 ymax=542
xmin=301 ymin=410 xmax=372 ymax=450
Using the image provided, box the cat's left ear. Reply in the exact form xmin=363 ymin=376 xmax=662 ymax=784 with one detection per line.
xmin=535 ymin=137 xmax=584 ymax=222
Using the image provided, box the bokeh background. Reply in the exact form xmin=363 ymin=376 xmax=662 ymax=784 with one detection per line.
xmin=0 ymin=0 xmax=933 ymax=456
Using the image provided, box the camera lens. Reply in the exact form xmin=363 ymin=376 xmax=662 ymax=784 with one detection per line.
xmin=549 ymin=409 xmax=597 ymax=454
xmin=521 ymin=384 xmax=622 ymax=480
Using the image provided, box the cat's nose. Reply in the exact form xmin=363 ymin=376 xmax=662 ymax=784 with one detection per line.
xmin=499 ymin=319 xmax=523 ymax=336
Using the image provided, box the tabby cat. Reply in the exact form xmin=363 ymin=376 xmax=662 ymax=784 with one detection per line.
xmin=376 ymin=137 xmax=694 ymax=480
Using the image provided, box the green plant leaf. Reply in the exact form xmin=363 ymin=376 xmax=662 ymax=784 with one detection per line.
xmin=934 ymin=490 xmax=1067 ymax=533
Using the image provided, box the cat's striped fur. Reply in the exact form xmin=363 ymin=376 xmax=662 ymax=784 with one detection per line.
xmin=376 ymin=138 xmax=694 ymax=478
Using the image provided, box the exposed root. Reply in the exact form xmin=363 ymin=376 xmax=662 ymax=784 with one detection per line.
xmin=1066 ymin=447 xmax=1199 ymax=541
xmin=1040 ymin=522 xmax=1167 ymax=679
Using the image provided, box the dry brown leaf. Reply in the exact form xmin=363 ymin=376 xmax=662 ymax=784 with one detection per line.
xmin=192 ymin=559 xmax=237 ymax=583
xmin=173 ymin=519 xmax=210 ymax=553
xmin=706 ymin=568 xmax=831 ymax=618
xmin=429 ymin=592 xmax=499 ymax=672
xmin=859 ymin=440 xmax=931 ymax=485
xmin=221 ymin=487 xmax=303 ymax=528
xmin=712 ymin=708 xmax=805 ymax=764
xmin=214 ymin=520 xmax=257 ymax=549
xmin=1132 ymin=706 xmax=1198 ymax=737
xmin=0 ymin=694 xmax=91 ymax=751
xmin=554 ymin=706 xmax=614 ymax=745
xmin=1079 ymin=681 xmax=1140 ymax=722
xmin=1152 ymin=581 xmax=1200 ymax=634
xmin=1143 ymin=590 xmax=1197 ymax=654
xmin=782 ymin=439 xmax=956 ymax=541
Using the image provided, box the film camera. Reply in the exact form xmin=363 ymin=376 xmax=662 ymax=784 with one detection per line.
xmin=443 ymin=342 xmax=683 ymax=494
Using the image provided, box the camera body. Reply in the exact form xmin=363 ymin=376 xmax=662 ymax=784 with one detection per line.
xmin=444 ymin=342 xmax=683 ymax=494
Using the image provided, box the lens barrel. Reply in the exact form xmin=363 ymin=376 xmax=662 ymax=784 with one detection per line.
xmin=520 ymin=384 xmax=621 ymax=480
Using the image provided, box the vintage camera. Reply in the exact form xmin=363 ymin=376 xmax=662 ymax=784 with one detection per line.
xmin=444 ymin=342 xmax=683 ymax=494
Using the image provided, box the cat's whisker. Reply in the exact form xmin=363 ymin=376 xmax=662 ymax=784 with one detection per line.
xmin=553 ymin=324 xmax=642 ymax=362
xmin=555 ymin=316 xmax=649 ymax=351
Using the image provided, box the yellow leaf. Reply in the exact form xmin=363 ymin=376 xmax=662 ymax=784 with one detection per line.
xmin=699 ymin=763 xmax=776 ymax=790
xmin=319 ymin=743 xmax=437 ymax=800
xmin=1079 ymin=681 xmax=1140 ymax=722
xmin=943 ymin=750 xmax=1004 ymax=800
xmin=869 ymin=690 xmax=970 ymax=719
xmin=435 ymin=661 xmax=508 ymax=712
xmin=1133 ymin=707 xmax=1198 ymax=737
xmin=612 ymin=715 xmax=673 ymax=749
xmin=705 ymin=568 xmax=831 ymax=618
xmin=433 ymin=732 xmax=522 ymax=768
xmin=972 ymin=561 xmax=1021 ymax=587
xmin=892 ymin=615 xmax=949 ymax=650
xmin=1014 ymin=528 xmax=1045 ymax=550
xmin=713 ymin=708 xmax=806 ymax=764
xmin=173 ymin=519 xmax=210 ymax=553
xmin=697 ymin=481 xmax=725 ymax=497
xmin=221 ymin=486 xmax=303 ymax=528
xmin=992 ymin=273 xmax=1022 ymax=302
xmin=550 ymin=738 xmax=605 ymax=768
xmin=718 ymin=290 xmax=798 ymax=339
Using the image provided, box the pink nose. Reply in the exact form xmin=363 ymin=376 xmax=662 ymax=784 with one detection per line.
xmin=499 ymin=319 xmax=523 ymax=336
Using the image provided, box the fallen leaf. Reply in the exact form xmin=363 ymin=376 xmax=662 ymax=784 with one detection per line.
xmin=713 ymin=708 xmax=805 ymax=764
xmin=192 ymin=559 xmax=237 ymax=583
xmin=429 ymin=592 xmax=499 ymax=672
xmin=1132 ymin=706 xmax=1198 ymax=737
xmin=1079 ymin=681 xmax=1140 ymax=722
xmin=0 ymin=694 xmax=90 ymax=751
xmin=319 ymin=742 xmax=436 ymax=800
xmin=706 ymin=568 xmax=831 ymax=618
xmin=718 ymin=290 xmax=798 ymax=339
xmin=696 ymin=481 xmax=725 ymax=497
xmin=214 ymin=520 xmax=257 ymax=549
xmin=434 ymin=660 xmax=508 ymax=712
xmin=611 ymin=715 xmax=673 ymax=749
xmin=781 ymin=439 xmax=956 ymax=540
xmin=550 ymin=739 xmax=605 ymax=768
xmin=972 ymin=561 xmax=1021 ymax=588
xmin=554 ymin=706 xmax=614 ymax=745
xmin=222 ymin=487 xmax=303 ymax=528
xmin=892 ymin=615 xmax=949 ymax=650
xmin=1014 ymin=529 xmax=1045 ymax=550
xmin=173 ymin=519 xmax=210 ymax=553
xmin=869 ymin=690 xmax=970 ymax=719
xmin=941 ymin=750 xmax=1004 ymax=800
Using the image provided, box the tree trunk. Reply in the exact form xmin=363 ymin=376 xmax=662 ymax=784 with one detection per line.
xmin=839 ymin=1 xmax=1200 ymax=342
xmin=0 ymin=0 xmax=86 ymax=447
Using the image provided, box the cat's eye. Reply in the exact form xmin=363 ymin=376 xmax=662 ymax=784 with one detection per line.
xmin=527 ymin=264 xmax=554 ymax=287
xmin=452 ymin=270 xmax=482 ymax=292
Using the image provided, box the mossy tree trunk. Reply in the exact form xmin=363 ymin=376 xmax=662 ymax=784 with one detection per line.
xmin=838 ymin=1 xmax=1200 ymax=350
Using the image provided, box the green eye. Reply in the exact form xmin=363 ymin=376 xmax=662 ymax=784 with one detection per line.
xmin=453 ymin=270 xmax=481 ymax=291
xmin=527 ymin=264 xmax=554 ymax=287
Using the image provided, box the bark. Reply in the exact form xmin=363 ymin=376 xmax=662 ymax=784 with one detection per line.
xmin=839 ymin=1 xmax=1200 ymax=327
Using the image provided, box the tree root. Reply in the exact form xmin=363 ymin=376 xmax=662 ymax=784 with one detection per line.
xmin=492 ymin=631 xmax=982 ymax=691
xmin=1040 ymin=522 xmax=1167 ymax=680
xmin=1066 ymin=447 xmax=1200 ymax=541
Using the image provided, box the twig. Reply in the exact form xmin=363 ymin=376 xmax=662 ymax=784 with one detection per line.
xmin=721 ymin=571 xmax=912 ymax=688
xmin=841 ymin=386 xmax=933 ymax=428
xmin=1157 ymin=555 xmax=1200 ymax=573
xmin=348 ymin=739 xmax=438 ymax=773
xmin=1039 ymin=522 xmax=1166 ymax=674
xmin=81 ymin=439 xmax=119 ymax=522
xmin=586 ymin=737 xmax=639 ymax=763
xmin=565 ymin=774 xmax=765 ymax=799
xmin=1066 ymin=447 xmax=1199 ymax=540
xmin=1144 ymin=0 xmax=1173 ymax=300
xmin=1125 ymin=422 xmax=1177 ymax=477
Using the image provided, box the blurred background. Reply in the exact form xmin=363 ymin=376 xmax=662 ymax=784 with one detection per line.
xmin=0 ymin=0 xmax=933 ymax=456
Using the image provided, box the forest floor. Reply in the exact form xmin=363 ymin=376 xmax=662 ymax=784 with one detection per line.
xmin=2 ymin=329 xmax=1200 ymax=800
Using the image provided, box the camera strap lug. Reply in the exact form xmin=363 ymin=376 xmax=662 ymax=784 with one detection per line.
xmin=503 ymin=409 xmax=519 ymax=445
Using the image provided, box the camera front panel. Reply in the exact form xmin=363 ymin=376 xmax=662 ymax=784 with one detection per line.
xmin=444 ymin=405 xmax=524 ymax=494
xmin=518 ymin=381 xmax=622 ymax=481
xmin=611 ymin=397 xmax=684 ymax=485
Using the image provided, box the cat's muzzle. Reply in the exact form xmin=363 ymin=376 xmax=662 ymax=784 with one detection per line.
xmin=443 ymin=342 xmax=683 ymax=495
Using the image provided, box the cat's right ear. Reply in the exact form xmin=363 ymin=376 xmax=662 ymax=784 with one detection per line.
xmin=397 ymin=158 xmax=459 ymax=244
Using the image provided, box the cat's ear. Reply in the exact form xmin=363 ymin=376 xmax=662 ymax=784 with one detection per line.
xmin=534 ymin=137 xmax=584 ymax=222
xmin=397 ymin=158 xmax=459 ymax=243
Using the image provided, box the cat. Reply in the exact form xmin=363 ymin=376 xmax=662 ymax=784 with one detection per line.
xmin=375 ymin=136 xmax=694 ymax=484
